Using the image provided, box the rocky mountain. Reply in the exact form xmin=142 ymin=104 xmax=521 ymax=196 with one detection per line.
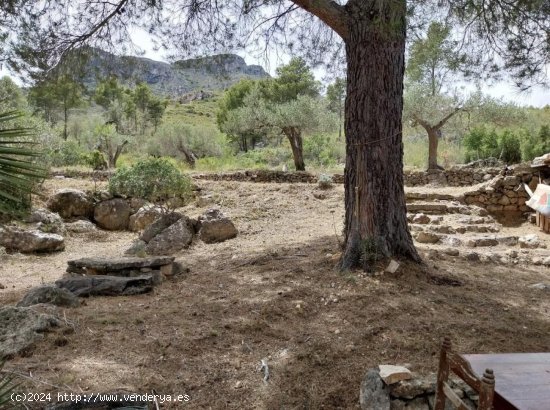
xmin=78 ymin=48 xmax=269 ymax=96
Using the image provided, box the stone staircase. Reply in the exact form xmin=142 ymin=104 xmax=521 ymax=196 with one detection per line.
xmin=56 ymin=256 xmax=180 ymax=297
xmin=405 ymin=192 xmax=550 ymax=267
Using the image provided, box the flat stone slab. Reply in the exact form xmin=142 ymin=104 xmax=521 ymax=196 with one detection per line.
xmin=67 ymin=256 xmax=175 ymax=274
xmin=56 ymin=274 xmax=154 ymax=297
xmin=379 ymin=365 xmax=412 ymax=385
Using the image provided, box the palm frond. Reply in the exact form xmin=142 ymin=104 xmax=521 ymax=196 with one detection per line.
xmin=0 ymin=111 xmax=47 ymax=216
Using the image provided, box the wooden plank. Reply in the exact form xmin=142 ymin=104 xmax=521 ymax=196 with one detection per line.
xmin=462 ymin=353 xmax=550 ymax=410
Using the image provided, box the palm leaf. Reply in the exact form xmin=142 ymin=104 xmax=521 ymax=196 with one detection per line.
xmin=0 ymin=110 xmax=47 ymax=216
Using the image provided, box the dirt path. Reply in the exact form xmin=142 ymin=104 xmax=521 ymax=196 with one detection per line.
xmin=1 ymin=178 xmax=549 ymax=409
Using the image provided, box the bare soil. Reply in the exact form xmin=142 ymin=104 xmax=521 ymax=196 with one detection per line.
xmin=1 ymin=177 xmax=549 ymax=409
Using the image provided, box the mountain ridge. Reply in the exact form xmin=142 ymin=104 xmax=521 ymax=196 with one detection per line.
xmin=78 ymin=48 xmax=270 ymax=97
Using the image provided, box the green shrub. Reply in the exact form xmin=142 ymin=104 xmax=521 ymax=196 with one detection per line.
xmin=318 ymin=174 xmax=334 ymax=189
xmin=45 ymin=139 xmax=88 ymax=167
xmin=522 ymin=125 xmax=550 ymax=161
xmin=108 ymin=157 xmax=193 ymax=206
xmin=83 ymin=150 xmax=107 ymax=170
xmin=499 ymin=130 xmax=522 ymax=164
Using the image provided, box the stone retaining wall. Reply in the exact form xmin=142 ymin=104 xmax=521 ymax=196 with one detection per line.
xmin=191 ymin=168 xmax=504 ymax=187
xmin=463 ymin=171 xmax=539 ymax=213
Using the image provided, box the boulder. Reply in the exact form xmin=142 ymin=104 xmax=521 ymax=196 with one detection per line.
xmin=145 ymin=218 xmax=194 ymax=255
xmin=47 ymin=189 xmax=93 ymax=219
xmin=94 ymin=198 xmax=131 ymax=230
xmin=360 ymin=369 xmax=391 ymax=410
xmin=65 ymin=220 xmax=97 ymax=234
xmin=128 ymin=205 xmax=163 ymax=232
xmin=0 ymin=226 xmax=65 ymax=253
xmin=26 ymin=208 xmax=63 ymax=227
xmin=124 ymin=240 xmax=147 ymax=256
xmin=26 ymin=209 xmax=66 ymax=235
xmin=140 ymin=212 xmax=184 ymax=243
xmin=56 ymin=274 xmax=154 ymax=297
xmin=0 ymin=306 xmax=60 ymax=358
xmin=17 ymin=285 xmax=80 ymax=308
xmin=198 ymin=209 xmax=238 ymax=244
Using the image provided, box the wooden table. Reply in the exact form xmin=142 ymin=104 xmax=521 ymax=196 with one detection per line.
xmin=462 ymin=353 xmax=550 ymax=410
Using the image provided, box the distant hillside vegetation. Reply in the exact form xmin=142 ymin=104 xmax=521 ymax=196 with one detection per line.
xmin=76 ymin=48 xmax=270 ymax=96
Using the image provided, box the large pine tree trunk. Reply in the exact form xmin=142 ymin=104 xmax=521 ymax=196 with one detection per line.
xmin=341 ymin=0 xmax=420 ymax=270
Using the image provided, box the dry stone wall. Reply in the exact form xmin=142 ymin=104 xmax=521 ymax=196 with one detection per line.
xmin=463 ymin=171 xmax=540 ymax=213
xmin=190 ymin=167 xmax=504 ymax=187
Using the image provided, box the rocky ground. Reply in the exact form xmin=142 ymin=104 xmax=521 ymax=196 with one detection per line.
xmin=0 ymin=177 xmax=549 ymax=409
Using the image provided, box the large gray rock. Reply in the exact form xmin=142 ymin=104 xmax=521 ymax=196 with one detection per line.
xmin=17 ymin=285 xmax=80 ymax=308
xmin=128 ymin=205 xmax=163 ymax=232
xmin=140 ymin=212 xmax=184 ymax=243
xmin=0 ymin=226 xmax=65 ymax=253
xmin=47 ymin=189 xmax=93 ymax=219
xmin=27 ymin=208 xmax=63 ymax=225
xmin=0 ymin=306 xmax=60 ymax=358
xmin=145 ymin=218 xmax=194 ymax=255
xmin=56 ymin=274 xmax=154 ymax=297
xmin=360 ymin=369 xmax=391 ymax=410
xmin=198 ymin=209 xmax=238 ymax=244
xmin=94 ymin=198 xmax=131 ymax=230
xmin=27 ymin=209 xmax=66 ymax=235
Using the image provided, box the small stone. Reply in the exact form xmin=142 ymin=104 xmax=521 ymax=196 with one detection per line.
xmin=519 ymin=234 xmax=542 ymax=249
xmin=415 ymin=232 xmax=440 ymax=244
xmin=385 ymin=260 xmax=400 ymax=274
xmin=378 ymin=365 xmax=412 ymax=385
xmin=529 ymin=283 xmax=550 ymax=290
xmin=465 ymin=252 xmax=480 ymax=262
xmin=543 ymin=257 xmax=550 ymax=266
xmin=412 ymin=214 xmax=430 ymax=224
xmin=443 ymin=248 xmax=459 ymax=256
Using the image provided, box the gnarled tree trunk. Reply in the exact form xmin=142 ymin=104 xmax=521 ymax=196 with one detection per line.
xmin=340 ymin=0 xmax=420 ymax=270
xmin=427 ymin=127 xmax=444 ymax=170
xmin=283 ymin=126 xmax=305 ymax=171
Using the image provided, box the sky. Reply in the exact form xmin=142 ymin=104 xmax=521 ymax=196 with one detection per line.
xmin=1 ymin=28 xmax=548 ymax=108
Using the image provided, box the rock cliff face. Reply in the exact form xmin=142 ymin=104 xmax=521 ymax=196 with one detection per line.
xmin=80 ymin=48 xmax=269 ymax=96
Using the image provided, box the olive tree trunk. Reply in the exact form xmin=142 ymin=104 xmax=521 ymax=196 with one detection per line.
xmin=340 ymin=0 xmax=420 ymax=270
xmin=283 ymin=126 xmax=305 ymax=171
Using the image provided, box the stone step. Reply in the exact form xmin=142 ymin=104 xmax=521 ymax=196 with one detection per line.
xmin=56 ymin=274 xmax=155 ymax=297
xmin=406 ymin=192 xmax=462 ymax=202
xmin=415 ymin=232 xmax=547 ymax=250
xmin=67 ymin=256 xmax=175 ymax=277
xmin=410 ymin=224 xmax=501 ymax=234
xmin=406 ymin=202 xmax=479 ymax=215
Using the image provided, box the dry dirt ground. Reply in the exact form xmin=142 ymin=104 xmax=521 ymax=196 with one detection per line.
xmin=1 ymin=177 xmax=550 ymax=409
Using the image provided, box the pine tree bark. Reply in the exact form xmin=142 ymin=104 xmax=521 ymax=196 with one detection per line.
xmin=340 ymin=0 xmax=420 ymax=270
